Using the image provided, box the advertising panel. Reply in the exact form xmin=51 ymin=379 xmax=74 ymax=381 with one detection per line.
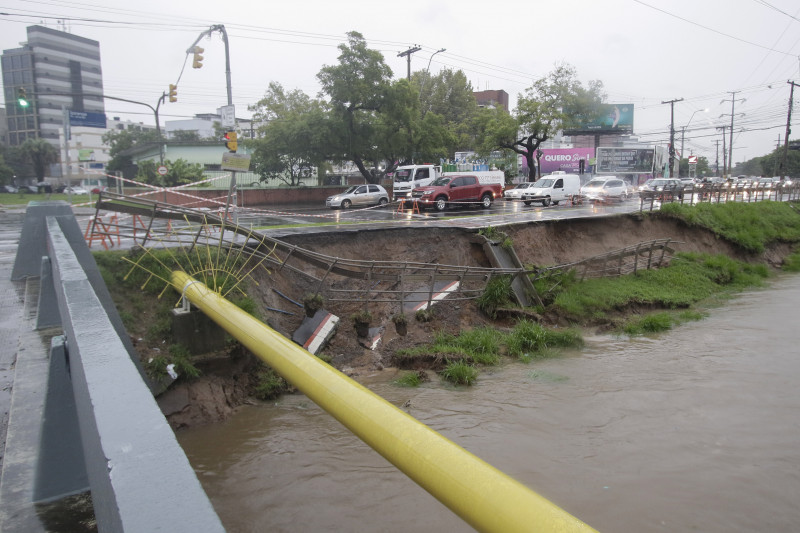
xmin=521 ymin=148 xmax=595 ymax=174
xmin=563 ymin=103 xmax=634 ymax=135
xmin=68 ymin=110 xmax=108 ymax=129
xmin=596 ymin=147 xmax=654 ymax=174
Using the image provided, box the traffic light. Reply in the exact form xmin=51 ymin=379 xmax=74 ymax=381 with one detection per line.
xmin=168 ymin=84 xmax=177 ymax=103
xmin=192 ymin=46 xmax=204 ymax=69
xmin=17 ymin=87 xmax=29 ymax=108
xmin=224 ymin=131 xmax=237 ymax=152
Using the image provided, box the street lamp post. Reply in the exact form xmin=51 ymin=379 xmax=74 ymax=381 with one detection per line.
xmin=679 ymin=108 xmax=708 ymax=177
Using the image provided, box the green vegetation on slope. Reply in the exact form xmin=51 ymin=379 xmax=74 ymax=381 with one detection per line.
xmin=659 ymin=201 xmax=800 ymax=253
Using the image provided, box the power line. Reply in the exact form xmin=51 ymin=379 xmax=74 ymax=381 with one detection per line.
xmin=633 ymin=0 xmax=798 ymax=57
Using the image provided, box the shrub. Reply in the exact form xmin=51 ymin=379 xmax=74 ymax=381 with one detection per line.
xmin=440 ymin=361 xmax=478 ymax=385
xmin=476 ymin=276 xmax=513 ymax=318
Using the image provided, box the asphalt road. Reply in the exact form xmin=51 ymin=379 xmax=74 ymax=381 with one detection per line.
xmin=236 ymin=197 xmax=643 ymax=236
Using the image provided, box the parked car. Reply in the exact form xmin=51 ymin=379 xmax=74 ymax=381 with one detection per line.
xmin=2 ymin=185 xmax=18 ymax=193
xmin=64 ymin=186 xmax=89 ymax=195
xmin=639 ymin=178 xmax=684 ymax=200
xmin=579 ymin=177 xmax=630 ymax=203
xmin=503 ymin=182 xmax=534 ymax=200
xmin=326 ymin=184 xmax=389 ymax=209
xmin=20 ymin=185 xmax=39 ymax=194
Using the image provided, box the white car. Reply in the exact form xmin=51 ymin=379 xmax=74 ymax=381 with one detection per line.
xmin=503 ymin=182 xmax=534 ymax=200
xmin=326 ymin=184 xmax=390 ymax=209
xmin=579 ymin=177 xmax=630 ymax=202
xmin=65 ymin=186 xmax=89 ymax=195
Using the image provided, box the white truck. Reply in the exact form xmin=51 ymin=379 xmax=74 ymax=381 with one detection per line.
xmin=391 ymin=164 xmax=441 ymax=200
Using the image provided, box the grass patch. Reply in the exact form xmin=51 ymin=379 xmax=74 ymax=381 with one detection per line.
xmin=506 ymin=320 xmax=583 ymax=361
xmin=659 ymin=202 xmax=800 ymax=254
xmin=253 ymin=366 xmax=290 ymax=400
xmin=440 ymin=361 xmax=478 ymax=385
xmin=783 ymin=247 xmax=800 ymax=272
xmin=476 ymin=276 xmax=513 ymax=318
xmin=396 ymin=321 xmax=584 ymax=382
xmin=551 ymin=252 xmax=769 ymax=321
xmin=393 ymin=370 xmax=428 ymax=388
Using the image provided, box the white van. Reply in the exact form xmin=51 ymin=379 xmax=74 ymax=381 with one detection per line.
xmin=521 ymin=174 xmax=581 ymax=206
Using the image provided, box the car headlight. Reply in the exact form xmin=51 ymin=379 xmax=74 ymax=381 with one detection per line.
xmin=421 ymin=191 xmax=432 ymax=196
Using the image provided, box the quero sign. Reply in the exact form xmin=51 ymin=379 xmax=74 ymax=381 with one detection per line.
xmin=523 ymin=148 xmax=595 ymax=174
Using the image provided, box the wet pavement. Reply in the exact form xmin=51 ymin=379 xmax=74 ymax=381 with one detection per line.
xmin=0 ymin=207 xmax=26 ymax=473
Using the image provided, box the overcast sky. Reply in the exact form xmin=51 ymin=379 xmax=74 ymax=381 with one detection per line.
xmin=2 ymin=0 xmax=799 ymax=168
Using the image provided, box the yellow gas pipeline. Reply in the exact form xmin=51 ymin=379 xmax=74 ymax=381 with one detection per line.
xmin=173 ymin=272 xmax=598 ymax=533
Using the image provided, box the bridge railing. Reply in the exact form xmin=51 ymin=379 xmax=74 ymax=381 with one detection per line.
xmin=1 ymin=203 xmax=224 ymax=532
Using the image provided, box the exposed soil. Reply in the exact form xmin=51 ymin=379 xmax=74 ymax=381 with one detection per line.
xmin=145 ymin=212 xmax=793 ymax=428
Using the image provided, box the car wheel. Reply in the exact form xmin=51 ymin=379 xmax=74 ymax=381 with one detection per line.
xmin=480 ymin=193 xmax=492 ymax=209
xmin=620 ymin=192 xmax=627 ymax=201
xmin=434 ymin=196 xmax=448 ymax=211
xmin=378 ymin=197 xmax=388 ymax=207
xmin=523 ymin=200 xmax=532 ymax=206
xmin=341 ymin=199 xmax=352 ymax=209
xmin=552 ymin=200 xmax=560 ymax=206
xmin=543 ymin=197 xmax=551 ymax=207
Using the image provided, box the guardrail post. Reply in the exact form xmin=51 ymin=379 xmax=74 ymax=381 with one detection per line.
xmin=34 ymin=336 xmax=89 ymax=502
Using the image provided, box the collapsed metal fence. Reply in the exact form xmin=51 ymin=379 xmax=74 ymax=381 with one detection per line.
xmin=88 ymin=194 xmax=683 ymax=316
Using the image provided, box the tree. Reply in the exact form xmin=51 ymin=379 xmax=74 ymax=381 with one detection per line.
xmin=482 ymin=64 xmax=605 ymax=180
xmin=317 ymin=31 xmax=409 ymax=183
xmin=679 ymin=156 xmax=710 ymax=177
xmin=102 ymin=129 xmax=161 ymax=173
xmin=0 ymin=153 xmax=14 ymax=185
xmin=747 ymin=142 xmax=800 ymax=178
xmin=170 ymin=130 xmax=201 ymax=142
xmin=19 ymin=139 xmax=59 ymax=180
xmin=248 ymin=82 xmax=330 ymax=186
xmin=413 ymin=68 xmax=478 ymax=153
xmin=136 ymin=158 xmax=203 ymax=186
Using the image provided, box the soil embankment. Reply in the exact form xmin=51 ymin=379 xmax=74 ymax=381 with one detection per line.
xmin=159 ymin=212 xmax=790 ymax=428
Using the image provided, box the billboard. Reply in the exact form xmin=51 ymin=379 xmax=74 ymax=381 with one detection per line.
xmin=69 ymin=110 xmax=107 ymax=129
xmin=596 ymin=147 xmax=654 ymax=174
xmin=563 ymin=103 xmax=634 ymax=135
xmin=521 ymin=148 xmax=595 ymax=174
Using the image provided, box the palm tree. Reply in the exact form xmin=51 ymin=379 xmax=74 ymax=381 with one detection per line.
xmin=20 ymin=139 xmax=59 ymax=180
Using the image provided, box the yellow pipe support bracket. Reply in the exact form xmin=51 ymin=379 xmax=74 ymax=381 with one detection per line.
xmin=172 ymin=271 xmax=598 ymax=533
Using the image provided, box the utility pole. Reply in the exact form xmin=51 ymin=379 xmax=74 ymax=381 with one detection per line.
xmin=398 ymin=45 xmax=421 ymax=81
xmin=661 ymin=97 xmax=683 ymax=178
xmin=721 ymin=91 xmax=745 ymax=177
xmin=779 ymin=80 xmax=797 ymax=180
xmin=718 ymin=126 xmax=728 ymax=178
xmin=714 ymin=139 xmax=721 ymax=176
xmin=773 ymin=134 xmax=781 ymax=176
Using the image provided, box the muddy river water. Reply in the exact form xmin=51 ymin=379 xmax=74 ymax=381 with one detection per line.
xmin=178 ymin=274 xmax=800 ymax=532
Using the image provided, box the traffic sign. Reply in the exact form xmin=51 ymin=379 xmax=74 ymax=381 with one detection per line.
xmin=688 ymin=155 xmax=698 ymax=165
xmin=220 ymin=105 xmax=235 ymax=128
xmin=157 ymin=165 xmax=168 ymax=176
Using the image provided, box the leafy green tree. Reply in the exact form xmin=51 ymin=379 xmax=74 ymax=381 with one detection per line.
xmin=169 ymin=130 xmax=201 ymax=141
xmin=0 ymin=153 xmax=14 ymax=185
xmin=248 ymin=82 xmax=329 ymax=186
xmin=0 ymin=144 xmax=32 ymax=183
xmin=19 ymin=138 xmax=59 ymax=180
xmin=136 ymin=158 xmax=203 ymax=186
xmin=318 ymin=31 xmax=422 ymax=183
xmin=413 ymin=68 xmax=478 ymax=153
xmin=679 ymin=156 xmax=710 ymax=177
xmin=751 ymin=142 xmax=800 ymax=178
xmin=482 ymin=64 xmax=605 ymax=180
xmin=102 ymin=129 xmax=161 ymax=173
